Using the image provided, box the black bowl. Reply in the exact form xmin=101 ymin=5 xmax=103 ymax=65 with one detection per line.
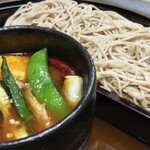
xmin=0 ymin=26 xmax=96 ymax=150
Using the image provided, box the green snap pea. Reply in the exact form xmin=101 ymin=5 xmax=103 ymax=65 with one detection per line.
xmin=1 ymin=57 xmax=32 ymax=122
xmin=27 ymin=48 xmax=70 ymax=118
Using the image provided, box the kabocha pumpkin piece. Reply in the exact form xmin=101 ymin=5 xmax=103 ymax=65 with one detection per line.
xmin=0 ymin=56 xmax=30 ymax=82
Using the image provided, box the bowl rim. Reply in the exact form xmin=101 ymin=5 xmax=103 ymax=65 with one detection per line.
xmin=0 ymin=25 xmax=96 ymax=147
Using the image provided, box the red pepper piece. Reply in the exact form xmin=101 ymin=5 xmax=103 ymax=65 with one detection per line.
xmin=48 ymin=58 xmax=75 ymax=75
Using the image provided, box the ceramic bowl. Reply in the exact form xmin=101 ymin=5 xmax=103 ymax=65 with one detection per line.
xmin=0 ymin=26 xmax=96 ymax=150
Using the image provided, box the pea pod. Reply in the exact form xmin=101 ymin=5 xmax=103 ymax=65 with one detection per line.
xmin=1 ymin=56 xmax=32 ymax=122
xmin=27 ymin=48 xmax=69 ymax=118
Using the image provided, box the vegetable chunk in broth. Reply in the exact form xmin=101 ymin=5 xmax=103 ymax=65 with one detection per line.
xmin=0 ymin=48 xmax=83 ymax=142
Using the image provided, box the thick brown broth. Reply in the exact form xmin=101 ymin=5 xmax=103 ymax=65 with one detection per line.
xmin=0 ymin=54 xmax=78 ymax=142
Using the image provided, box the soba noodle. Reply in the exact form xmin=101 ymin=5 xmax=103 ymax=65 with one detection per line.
xmin=5 ymin=0 xmax=150 ymax=111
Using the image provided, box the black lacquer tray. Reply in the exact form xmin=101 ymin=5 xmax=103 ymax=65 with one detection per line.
xmin=0 ymin=0 xmax=150 ymax=146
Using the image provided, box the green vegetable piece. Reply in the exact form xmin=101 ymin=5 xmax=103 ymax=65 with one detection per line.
xmin=0 ymin=82 xmax=29 ymax=138
xmin=1 ymin=56 xmax=32 ymax=122
xmin=28 ymin=48 xmax=69 ymax=118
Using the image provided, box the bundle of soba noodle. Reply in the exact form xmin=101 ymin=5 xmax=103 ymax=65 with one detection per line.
xmin=5 ymin=0 xmax=150 ymax=111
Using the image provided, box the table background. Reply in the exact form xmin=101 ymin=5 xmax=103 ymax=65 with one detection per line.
xmin=88 ymin=117 xmax=150 ymax=150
